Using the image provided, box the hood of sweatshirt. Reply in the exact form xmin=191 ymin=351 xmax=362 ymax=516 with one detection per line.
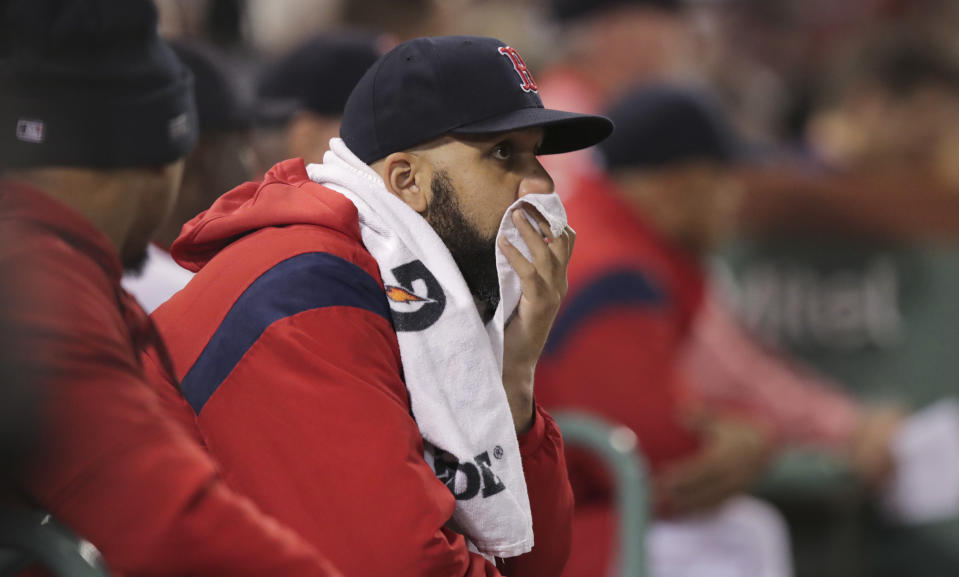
xmin=171 ymin=158 xmax=362 ymax=272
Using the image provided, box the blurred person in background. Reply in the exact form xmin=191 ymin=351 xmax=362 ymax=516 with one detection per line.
xmin=156 ymin=0 xmax=274 ymax=55
xmin=124 ymin=40 xmax=258 ymax=313
xmin=536 ymin=84 xmax=794 ymax=577
xmin=254 ymin=33 xmax=382 ymax=171
xmin=537 ymin=0 xmax=705 ymax=190
xmin=241 ymin=0 xmax=443 ymax=60
xmin=543 ymin=0 xmax=699 ymax=102
xmin=699 ymin=0 xmax=885 ymax=149
xmin=806 ymin=17 xmax=959 ymax=191
xmin=699 ymin=0 xmax=959 ymax=153
xmin=337 ymin=0 xmax=448 ymax=44
xmin=0 ymin=1 xmax=342 ymax=574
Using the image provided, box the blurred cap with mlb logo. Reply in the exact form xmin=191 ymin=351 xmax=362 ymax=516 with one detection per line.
xmin=0 ymin=0 xmax=197 ymax=168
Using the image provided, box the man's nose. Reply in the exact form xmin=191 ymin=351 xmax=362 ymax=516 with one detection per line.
xmin=518 ymin=166 xmax=554 ymax=197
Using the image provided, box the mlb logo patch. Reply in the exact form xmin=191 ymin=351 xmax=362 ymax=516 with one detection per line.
xmin=168 ymin=113 xmax=191 ymax=141
xmin=16 ymin=119 xmax=45 ymax=144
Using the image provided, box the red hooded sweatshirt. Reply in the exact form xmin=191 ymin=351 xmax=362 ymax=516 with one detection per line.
xmin=144 ymin=159 xmax=574 ymax=577
xmin=0 ymin=180 xmax=342 ymax=577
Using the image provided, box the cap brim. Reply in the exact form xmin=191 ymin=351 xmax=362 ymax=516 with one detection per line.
xmin=452 ymin=107 xmax=613 ymax=155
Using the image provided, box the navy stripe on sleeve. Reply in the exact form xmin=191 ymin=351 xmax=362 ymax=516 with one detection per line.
xmin=180 ymin=252 xmax=390 ymax=414
xmin=544 ymin=268 xmax=666 ymax=357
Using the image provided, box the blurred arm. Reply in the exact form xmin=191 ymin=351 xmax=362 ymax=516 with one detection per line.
xmin=680 ymin=292 xmax=863 ymax=449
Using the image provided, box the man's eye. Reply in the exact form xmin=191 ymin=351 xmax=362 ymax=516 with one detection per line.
xmin=492 ymin=142 xmax=513 ymax=160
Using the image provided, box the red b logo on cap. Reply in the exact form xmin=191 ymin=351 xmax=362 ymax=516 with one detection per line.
xmin=498 ymin=46 xmax=538 ymax=93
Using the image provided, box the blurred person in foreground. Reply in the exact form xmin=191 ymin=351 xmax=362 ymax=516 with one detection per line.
xmin=0 ymin=1 xmax=343 ymax=574
xmin=0 ymin=280 xmax=38 ymax=491
xmin=536 ymin=84 xmax=914 ymax=577
xmin=144 ymin=35 xmax=612 ymax=577
xmin=123 ymin=40 xmax=258 ymax=313
xmin=254 ymin=33 xmax=381 ymax=171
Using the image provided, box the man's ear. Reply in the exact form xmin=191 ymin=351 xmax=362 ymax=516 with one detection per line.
xmin=380 ymin=152 xmax=428 ymax=214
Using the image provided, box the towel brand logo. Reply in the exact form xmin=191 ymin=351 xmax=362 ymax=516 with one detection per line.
xmin=385 ymin=260 xmax=446 ymax=332
xmin=434 ymin=449 xmax=507 ymax=501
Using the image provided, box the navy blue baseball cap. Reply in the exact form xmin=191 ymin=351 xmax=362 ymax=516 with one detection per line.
xmin=257 ymin=33 xmax=381 ymax=124
xmin=598 ymin=84 xmax=743 ymax=170
xmin=171 ymin=41 xmax=251 ymax=134
xmin=340 ymin=35 xmax=613 ymax=164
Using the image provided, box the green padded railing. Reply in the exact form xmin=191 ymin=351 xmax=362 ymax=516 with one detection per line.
xmin=554 ymin=411 xmax=650 ymax=577
xmin=0 ymin=509 xmax=110 ymax=577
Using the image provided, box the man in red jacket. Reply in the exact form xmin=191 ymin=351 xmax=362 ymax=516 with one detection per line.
xmin=146 ymin=36 xmax=612 ymax=577
xmin=535 ymin=85 xmax=793 ymax=577
xmin=0 ymin=1 xmax=342 ymax=575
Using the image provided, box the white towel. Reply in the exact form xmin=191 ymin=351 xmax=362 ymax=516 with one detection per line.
xmin=306 ymin=138 xmax=566 ymax=557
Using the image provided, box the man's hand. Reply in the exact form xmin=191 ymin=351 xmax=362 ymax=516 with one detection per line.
xmin=656 ymin=415 xmax=772 ymax=515
xmin=499 ymin=206 xmax=574 ymax=433
xmin=846 ymin=406 xmax=905 ymax=489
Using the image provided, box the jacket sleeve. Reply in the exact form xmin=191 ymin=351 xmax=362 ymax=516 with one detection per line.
xmin=189 ymin=302 xmax=569 ymax=577
xmin=11 ymin=253 xmax=341 ymax=577
xmin=498 ymin=404 xmax=574 ymax=577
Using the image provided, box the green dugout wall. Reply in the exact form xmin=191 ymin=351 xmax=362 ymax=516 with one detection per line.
xmin=715 ymin=236 xmax=959 ymax=408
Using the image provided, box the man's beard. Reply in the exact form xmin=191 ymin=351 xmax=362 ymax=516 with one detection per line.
xmin=424 ymin=171 xmax=500 ymax=323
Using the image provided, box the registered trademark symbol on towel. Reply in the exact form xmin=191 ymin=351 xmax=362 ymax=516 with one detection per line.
xmin=493 ymin=445 xmax=504 ymax=460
